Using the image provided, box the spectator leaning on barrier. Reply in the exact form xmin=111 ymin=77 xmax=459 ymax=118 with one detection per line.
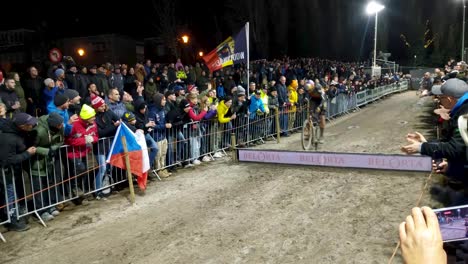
xmin=0 ymin=113 xmax=38 ymax=231
xmin=134 ymin=99 xmax=159 ymax=175
xmin=92 ymin=94 xmax=120 ymax=198
xmin=148 ymin=93 xmax=172 ymax=178
xmin=65 ymin=104 xmax=98 ymax=197
xmin=47 ymin=93 xmax=78 ymax=136
xmin=31 ymin=112 xmax=64 ymax=221
xmin=276 ymin=76 xmax=290 ymax=136
xmin=287 ymin=79 xmax=299 ymax=131
xmin=402 ymin=78 xmax=468 ymax=186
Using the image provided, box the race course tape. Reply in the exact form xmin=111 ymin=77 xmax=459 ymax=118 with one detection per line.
xmin=237 ymin=149 xmax=432 ymax=172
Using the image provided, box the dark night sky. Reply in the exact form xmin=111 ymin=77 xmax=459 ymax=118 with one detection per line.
xmin=1 ymin=0 xmax=463 ymax=63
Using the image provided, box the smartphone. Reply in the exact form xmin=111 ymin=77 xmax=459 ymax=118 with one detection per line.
xmin=434 ymin=204 xmax=468 ymax=242
xmin=432 ymin=150 xmax=443 ymax=170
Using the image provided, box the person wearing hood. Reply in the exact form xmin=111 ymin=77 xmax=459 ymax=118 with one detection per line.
xmin=134 ymin=99 xmax=158 ymax=175
xmin=31 ymin=112 xmax=64 ymax=221
xmin=217 ymin=96 xmax=237 ymax=148
xmin=148 ymin=94 xmax=172 ymax=178
xmin=0 ymin=113 xmax=38 ymax=231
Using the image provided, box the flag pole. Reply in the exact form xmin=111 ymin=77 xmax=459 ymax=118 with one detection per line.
xmin=121 ymin=135 xmax=136 ymax=204
xmin=246 ymin=22 xmax=250 ymax=94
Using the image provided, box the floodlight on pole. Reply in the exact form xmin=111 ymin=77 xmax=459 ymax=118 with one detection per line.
xmin=198 ymin=51 xmax=204 ymax=57
xmin=366 ymin=1 xmax=385 ymax=76
xmin=181 ymin=35 xmax=189 ymax=44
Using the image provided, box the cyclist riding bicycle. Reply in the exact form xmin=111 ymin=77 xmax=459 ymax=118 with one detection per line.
xmin=305 ymin=79 xmax=327 ymax=143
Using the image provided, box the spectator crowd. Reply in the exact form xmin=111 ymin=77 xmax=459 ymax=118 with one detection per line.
xmin=0 ymin=56 xmax=402 ymax=232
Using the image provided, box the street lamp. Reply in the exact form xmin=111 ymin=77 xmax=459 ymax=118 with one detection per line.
xmin=198 ymin=51 xmax=204 ymax=57
xmin=77 ymin=48 xmax=85 ymax=57
xmin=366 ymin=1 xmax=385 ymax=75
xmin=181 ymin=35 xmax=189 ymax=44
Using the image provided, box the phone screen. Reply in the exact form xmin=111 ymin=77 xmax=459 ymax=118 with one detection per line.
xmin=434 ymin=205 xmax=468 ymax=242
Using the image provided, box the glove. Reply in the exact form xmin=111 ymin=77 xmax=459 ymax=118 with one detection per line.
xmin=315 ymin=107 xmax=321 ymax=113
xmin=85 ymin=135 xmax=94 ymax=144
xmin=48 ymin=145 xmax=60 ymax=158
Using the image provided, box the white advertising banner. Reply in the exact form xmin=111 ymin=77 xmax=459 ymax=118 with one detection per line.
xmin=238 ymin=149 xmax=432 ymax=172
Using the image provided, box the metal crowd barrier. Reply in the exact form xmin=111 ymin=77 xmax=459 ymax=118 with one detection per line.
xmin=0 ymin=80 xmax=408 ymax=240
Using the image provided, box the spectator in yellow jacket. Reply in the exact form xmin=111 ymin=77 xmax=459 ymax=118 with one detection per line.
xmin=288 ymin=79 xmax=298 ymax=131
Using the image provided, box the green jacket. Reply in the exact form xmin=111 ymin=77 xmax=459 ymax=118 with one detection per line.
xmin=145 ymin=82 xmax=157 ymax=102
xmin=31 ymin=115 xmax=64 ymax=176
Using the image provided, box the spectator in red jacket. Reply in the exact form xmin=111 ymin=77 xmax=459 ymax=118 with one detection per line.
xmin=65 ymin=104 xmax=98 ymax=198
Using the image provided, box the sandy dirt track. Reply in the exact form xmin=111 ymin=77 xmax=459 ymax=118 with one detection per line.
xmin=0 ymin=91 xmax=438 ymax=264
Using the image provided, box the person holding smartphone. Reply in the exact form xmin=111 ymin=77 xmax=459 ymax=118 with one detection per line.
xmin=399 ymin=207 xmax=447 ymax=264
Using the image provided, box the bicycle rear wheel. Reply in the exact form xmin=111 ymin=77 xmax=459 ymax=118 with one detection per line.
xmin=301 ymin=119 xmax=314 ymax=150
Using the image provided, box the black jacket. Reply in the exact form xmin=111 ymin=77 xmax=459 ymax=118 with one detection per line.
xmin=421 ymin=102 xmax=468 ymax=179
xmin=22 ymin=76 xmax=44 ymax=102
xmin=0 ymin=85 xmax=19 ymax=115
xmin=94 ymin=109 xmax=120 ymax=155
xmin=0 ymin=122 xmax=35 ymax=169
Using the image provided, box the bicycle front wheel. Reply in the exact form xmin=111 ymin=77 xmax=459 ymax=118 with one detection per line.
xmin=301 ymin=119 xmax=314 ymax=150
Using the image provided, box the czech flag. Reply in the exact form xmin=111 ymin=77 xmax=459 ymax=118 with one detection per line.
xmin=106 ymin=123 xmax=150 ymax=190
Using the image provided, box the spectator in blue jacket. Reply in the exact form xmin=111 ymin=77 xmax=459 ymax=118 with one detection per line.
xmin=149 ymin=93 xmax=171 ymax=178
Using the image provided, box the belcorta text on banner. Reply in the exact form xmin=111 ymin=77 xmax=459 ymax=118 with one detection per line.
xmin=202 ymin=25 xmax=247 ymax=72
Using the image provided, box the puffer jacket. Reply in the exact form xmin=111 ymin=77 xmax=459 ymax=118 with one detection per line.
xmin=31 ymin=115 xmax=64 ymax=176
xmin=65 ymin=118 xmax=98 ymax=159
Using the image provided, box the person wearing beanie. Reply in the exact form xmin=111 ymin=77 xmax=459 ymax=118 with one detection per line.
xmin=31 ymin=111 xmax=65 ymax=220
xmin=164 ymin=90 xmax=177 ymax=113
xmin=91 ymin=94 xmax=105 ymax=110
xmin=64 ymin=89 xmax=82 ymax=116
xmin=55 ymin=69 xmax=65 ymax=79
xmin=65 ymin=104 xmax=98 ymax=199
xmin=54 ymin=68 xmax=68 ymax=92
xmin=148 ymin=93 xmax=171 ymax=178
xmin=122 ymin=111 xmax=137 ymax=132
xmin=47 ymin=93 xmax=77 ymax=136
xmin=0 ymin=111 xmax=38 ymax=231
xmin=43 ymin=78 xmax=58 ymax=107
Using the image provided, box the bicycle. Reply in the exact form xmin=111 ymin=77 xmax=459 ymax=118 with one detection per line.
xmin=301 ymin=112 xmax=320 ymax=151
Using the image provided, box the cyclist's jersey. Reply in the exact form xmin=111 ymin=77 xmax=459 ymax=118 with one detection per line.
xmin=308 ymin=83 xmax=327 ymax=114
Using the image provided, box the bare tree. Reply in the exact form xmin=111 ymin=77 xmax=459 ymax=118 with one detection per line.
xmin=151 ymin=0 xmax=179 ymax=59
